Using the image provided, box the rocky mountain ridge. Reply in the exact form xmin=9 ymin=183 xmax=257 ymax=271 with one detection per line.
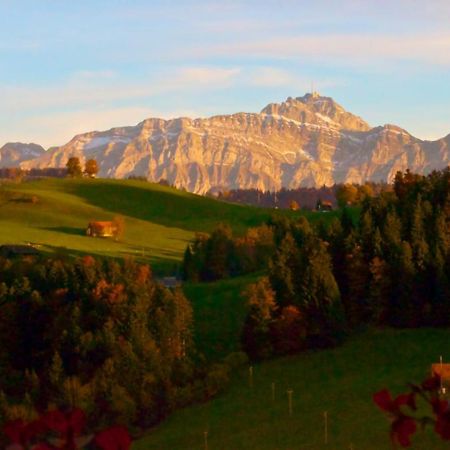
xmin=0 ymin=142 xmax=45 ymax=168
xmin=4 ymin=93 xmax=450 ymax=193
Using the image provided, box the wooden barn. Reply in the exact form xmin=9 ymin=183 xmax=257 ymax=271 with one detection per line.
xmin=86 ymin=221 xmax=117 ymax=238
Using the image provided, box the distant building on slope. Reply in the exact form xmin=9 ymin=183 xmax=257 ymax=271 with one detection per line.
xmin=316 ymin=200 xmax=333 ymax=212
xmin=86 ymin=221 xmax=117 ymax=238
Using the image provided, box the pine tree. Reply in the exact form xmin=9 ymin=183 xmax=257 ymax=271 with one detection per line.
xmin=268 ymin=234 xmax=296 ymax=308
xmin=297 ymin=238 xmax=345 ymax=345
xmin=343 ymin=235 xmax=370 ymax=327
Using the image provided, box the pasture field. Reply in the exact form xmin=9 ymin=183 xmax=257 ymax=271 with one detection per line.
xmin=0 ymin=178 xmax=342 ymax=274
xmin=134 ymin=327 xmax=450 ymax=450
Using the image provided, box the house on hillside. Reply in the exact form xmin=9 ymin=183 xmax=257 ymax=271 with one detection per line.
xmin=86 ymin=221 xmax=117 ymax=238
xmin=0 ymin=244 xmax=40 ymax=258
xmin=431 ymin=362 xmax=450 ymax=392
xmin=316 ymin=200 xmax=333 ymax=212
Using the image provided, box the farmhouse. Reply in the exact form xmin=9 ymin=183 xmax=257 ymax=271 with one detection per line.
xmin=86 ymin=221 xmax=117 ymax=237
xmin=0 ymin=244 xmax=40 ymax=258
xmin=317 ymin=200 xmax=333 ymax=212
xmin=431 ymin=363 xmax=450 ymax=381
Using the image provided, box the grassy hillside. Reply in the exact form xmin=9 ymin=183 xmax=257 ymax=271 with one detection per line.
xmin=152 ymin=273 xmax=450 ymax=449
xmin=0 ymin=178 xmax=339 ymax=274
xmin=185 ymin=273 xmax=261 ymax=360
xmin=134 ymin=328 xmax=450 ymax=450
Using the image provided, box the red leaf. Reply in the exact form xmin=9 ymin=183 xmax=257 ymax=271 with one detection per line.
xmin=33 ymin=443 xmax=57 ymax=450
xmin=373 ymin=389 xmax=393 ymax=412
xmin=67 ymin=409 xmax=86 ymax=435
xmin=431 ymin=397 xmax=449 ymax=416
xmin=435 ymin=411 xmax=450 ymax=440
xmin=94 ymin=426 xmax=131 ymax=450
xmin=3 ymin=419 xmax=26 ymax=444
xmin=391 ymin=416 xmax=416 ymax=447
xmin=394 ymin=393 xmax=416 ymax=411
xmin=422 ymin=375 xmax=441 ymax=392
xmin=42 ymin=410 xmax=68 ymax=434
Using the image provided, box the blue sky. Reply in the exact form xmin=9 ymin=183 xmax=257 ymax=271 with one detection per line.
xmin=1 ymin=0 xmax=450 ymax=148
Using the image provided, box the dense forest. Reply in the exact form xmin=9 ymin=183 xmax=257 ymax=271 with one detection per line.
xmin=0 ymin=256 xmax=239 ymax=437
xmin=184 ymin=169 xmax=450 ymax=359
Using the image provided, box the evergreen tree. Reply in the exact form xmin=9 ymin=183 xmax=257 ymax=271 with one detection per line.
xmin=268 ymin=234 xmax=296 ymax=308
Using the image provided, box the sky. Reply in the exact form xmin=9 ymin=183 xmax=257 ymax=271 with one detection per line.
xmin=1 ymin=0 xmax=450 ymax=148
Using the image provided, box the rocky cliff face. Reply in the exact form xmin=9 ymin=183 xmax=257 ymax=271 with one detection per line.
xmin=0 ymin=143 xmax=45 ymax=168
xmin=18 ymin=93 xmax=450 ymax=193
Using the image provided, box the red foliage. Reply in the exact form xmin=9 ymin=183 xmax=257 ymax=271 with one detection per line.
xmin=373 ymin=389 xmax=416 ymax=413
xmin=374 ymin=373 xmax=450 ymax=447
xmin=2 ymin=408 xmax=131 ymax=450
xmin=391 ymin=417 xmax=417 ymax=447
xmin=94 ymin=425 xmax=131 ymax=450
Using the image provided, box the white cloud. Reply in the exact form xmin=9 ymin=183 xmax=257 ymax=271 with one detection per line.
xmin=192 ymin=32 xmax=450 ymax=67
xmin=174 ymin=67 xmax=240 ymax=85
xmin=0 ymin=66 xmax=242 ymax=113
xmin=246 ymin=67 xmax=342 ymax=90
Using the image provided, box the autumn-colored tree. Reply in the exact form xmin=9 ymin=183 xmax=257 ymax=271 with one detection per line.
xmin=289 ymin=200 xmax=299 ymax=211
xmin=66 ymin=157 xmax=82 ymax=177
xmin=241 ymin=277 xmax=277 ymax=360
xmin=112 ymin=216 xmax=125 ymax=241
xmin=84 ymin=159 xmax=99 ymax=178
xmin=336 ymin=183 xmax=359 ymax=207
xmin=272 ymin=305 xmax=306 ymax=354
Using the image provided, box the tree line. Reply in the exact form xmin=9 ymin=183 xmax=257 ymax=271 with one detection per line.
xmin=214 ymin=182 xmax=391 ymax=210
xmin=0 ymin=158 xmax=99 ymax=181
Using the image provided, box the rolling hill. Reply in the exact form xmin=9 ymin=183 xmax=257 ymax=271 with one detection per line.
xmin=0 ymin=177 xmax=330 ymax=273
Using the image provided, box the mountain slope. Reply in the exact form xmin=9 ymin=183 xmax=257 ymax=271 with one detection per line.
xmin=20 ymin=94 xmax=450 ymax=193
xmin=0 ymin=142 xmax=45 ymax=167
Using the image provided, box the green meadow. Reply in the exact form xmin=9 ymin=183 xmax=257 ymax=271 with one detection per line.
xmin=139 ymin=273 xmax=450 ymax=450
xmin=134 ymin=327 xmax=450 ymax=450
xmin=0 ymin=178 xmax=330 ymax=274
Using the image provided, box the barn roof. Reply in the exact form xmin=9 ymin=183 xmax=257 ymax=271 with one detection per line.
xmin=88 ymin=221 xmax=114 ymax=228
xmin=432 ymin=363 xmax=450 ymax=380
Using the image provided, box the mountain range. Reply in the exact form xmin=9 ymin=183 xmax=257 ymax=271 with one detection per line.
xmin=2 ymin=93 xmax=449 ymax=194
